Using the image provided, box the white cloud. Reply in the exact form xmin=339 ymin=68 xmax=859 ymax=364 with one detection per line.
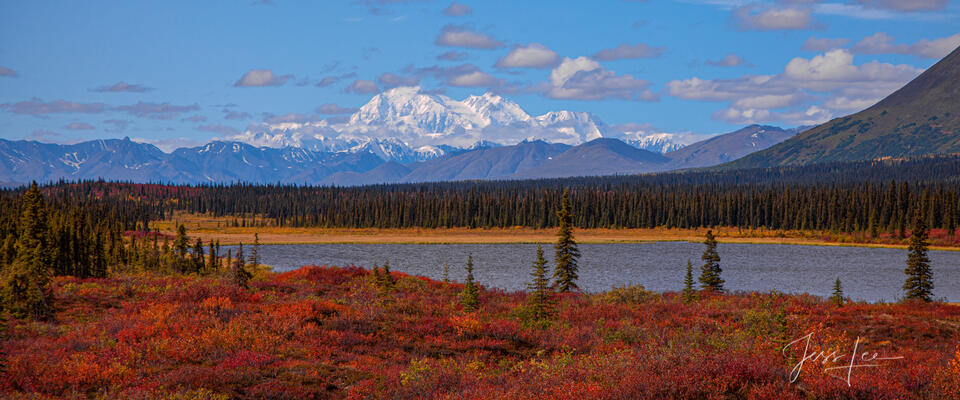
xmin=377 ymin=72 xmax=420 ymax=88
xmin=448 ymin=70 xmax=501 ymax=87
xmin=732 ymin=5 xmax=816 ymax=31
xmin=783 ymin=49 xmax=920 ymax=90
xmin=549 ymin=57 xmax=601 ymax=87
xmin=233 ymin=69 xmax=293 ymax=87
xmin=435 ymin=25 xmax=501 ymax=49
xmin=545 ymin=57 xmax=654 ymax=101
xmin=0 ymin=66 xmax=17 ymax=78
xmin=442 ymin=2 xmax=472 ymax=16
xmin=852 ymin=32 xmax=960 ymax=59
xmin=706 ymin=54 xmax=750 ymax=67
xmin=345 ymin=79 xmax=381 ymax=94
xmin=669 ymin=49 xmax=922 ymax=126
xmin=495 ymin=43 xmax=560 ymax=69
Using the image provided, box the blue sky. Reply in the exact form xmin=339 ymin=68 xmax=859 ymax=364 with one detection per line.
xmin=1 ymin=0 xmax=958 ymax=150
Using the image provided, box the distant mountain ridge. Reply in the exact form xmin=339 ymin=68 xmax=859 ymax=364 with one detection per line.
xmin=0 ymin=121 xmax=802 ymax=186
xmin=727 ymin=45 xmax=960 ymax=168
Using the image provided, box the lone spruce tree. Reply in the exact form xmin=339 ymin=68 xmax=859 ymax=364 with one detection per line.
xmin=904 ymin=208 xmax=934 ymax=302
xmin=682 ymin=259 xmax=696 ymax=304
xmin=698 ymin=230 xmax=724 ymax=291
xmin=830 ymin=277 xmax=845 ymax=307
xmin=553 ymin=188 xmax=580 ymax=292
xmin=460 ymin=254 xmax=479 ymax=311
xmin=249 ymin=233 xmax=260 ymax=271
xmin=233 ymin=243 xmax=252 ymax=289
xmin=1 ymin=183 xmax=53 ymax=319
xmin=527 ymin=245 xmax=555 ymax=320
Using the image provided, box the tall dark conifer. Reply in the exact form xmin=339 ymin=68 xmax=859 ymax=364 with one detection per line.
xmin=460 ymin=254 xmax=479 ymax=311
xmin=682 ymin=260 xmax=696 ymax=303
xmin=553 ymin=188 xmax=580 ymax=292
xmin=904 ymin=207 xmax=934 ymax=302
xmin=1 ymin=183 xmax=53 ymax=319
xmin=527 ymin=244 xmax=554 ymax=319
xmin=698 ymin=230 xmax=724 ymax=291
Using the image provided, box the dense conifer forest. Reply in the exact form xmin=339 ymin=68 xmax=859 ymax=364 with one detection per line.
xmin=4 ymin=154 xmax=960 ymax=235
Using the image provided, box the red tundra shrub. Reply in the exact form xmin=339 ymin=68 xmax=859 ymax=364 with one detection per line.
xmin=0 ymin=265 xmax=957 ymax=399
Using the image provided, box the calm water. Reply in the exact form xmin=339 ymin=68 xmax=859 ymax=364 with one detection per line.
xmin=230 ymin=242 xmax=960 ymax=302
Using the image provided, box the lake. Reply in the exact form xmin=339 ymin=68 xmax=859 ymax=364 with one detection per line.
xmin=230 ymin=242 xmax=960 ymax=302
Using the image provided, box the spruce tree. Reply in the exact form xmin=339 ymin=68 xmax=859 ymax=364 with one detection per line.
xmin=249 ymin=233 xmax=260 ymax=271
xmin=1 ymin=183 xmax=53 ymax=319
xmin=207 ymin=240 xmax=217 ymax=273
xmin=382 ymin=259 xmax=395 ymax=290
xmin=698 ymin=230 xmax=724 ymax=291
xmin=91 ymin=230 xmax=107 ymax=278
xmin=527 ymin=244 xmax=554 ymax=320
xmin=233 ymin=243 xmax=252 ymax=289
xmin=174 ymin=224 xmax=188 ymax=266
xmin=553 ymin=188 xmax=580 ymax=292
xmin=682 ymin=259 xmax=696 ymax=303
xmin=904 ymin=209 xmax=934 ymax=302
xmin=460 ymin=254 xmax=479 ymax=311
xmin=830 ymin=277 xmax=845 ymax=307
xmin=192 ymin=238 xmax=204 ymax=274
xmin=442 ymin=262 xmax=449 ymax=284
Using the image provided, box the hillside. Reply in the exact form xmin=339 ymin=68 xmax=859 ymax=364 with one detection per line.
xmin=727 ymin=45 xmax=960 ymax=167
xmin=663 ymin=125 xmax=801 ymax=170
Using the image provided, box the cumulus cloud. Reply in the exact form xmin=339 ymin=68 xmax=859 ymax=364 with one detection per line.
xmin=448 ymin=70 xmax=502 ymax=87
xmin=706 ymin=54 xmax=750 ymax=67
xmin=64 ymin=122 xmax=95 ymax=131
xmin=0 ymin=98 xmax=107 ymax=116
xmin=197 ymin=124 xmax=241 ymax=136
xmin=115 ymin=102 xmax=200 ymax=119
xmin=438 ymin=50 xmax=469 ymax=61
xmin=858 ymin=0 xmax=948 ymax=12
xmin=442 ymin=2 xmax=472 ymax=16
xmin=435 ymin=24 xmax=501 ymax=49
xmin=0 ymin=66 xmax=18 ymax=78
xmin=852 ymin=32 xmax=960 ymax=59
xmin=802 ymin=36 xmax=851 ymax=52
xmin=713 ymin=105 xmax=833 ymax=126
xmin=495 ymin=43 xmax=560 ymax=69
xmin=732 ymin=5 xmax=816 ymax=31
xmin=414 ymin=63 xmax=503 ymax=88
xmin=545 ymin=57 xmax=655 ymax=101
xmin=592 ymin=43 xmax=665 ymax=61
xmin=346 ymin=79 xmax=380 ymax=94
xmin=90 ymin=82 xmax=153 ymax=93
xmin=316 ymin=103 xmax=359 ymax=114
xmin=234 ymin=69 xmax=293 ymax=87
xmin=377 ymin=72 xmax=420 ymax=88
xmin=668 ymin=49 xmax=922 ymax=126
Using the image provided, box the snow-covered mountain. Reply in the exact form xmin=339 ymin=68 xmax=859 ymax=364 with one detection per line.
xmin=230 ymin=86 xmax=626 ymax=162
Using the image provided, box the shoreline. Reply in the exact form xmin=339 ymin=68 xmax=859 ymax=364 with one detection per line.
xmin=151 ymin=222 xmax=960 ymax=251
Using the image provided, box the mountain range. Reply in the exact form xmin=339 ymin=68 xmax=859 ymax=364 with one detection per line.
xmin=0 ymin=124 xmax=800 ymax=186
